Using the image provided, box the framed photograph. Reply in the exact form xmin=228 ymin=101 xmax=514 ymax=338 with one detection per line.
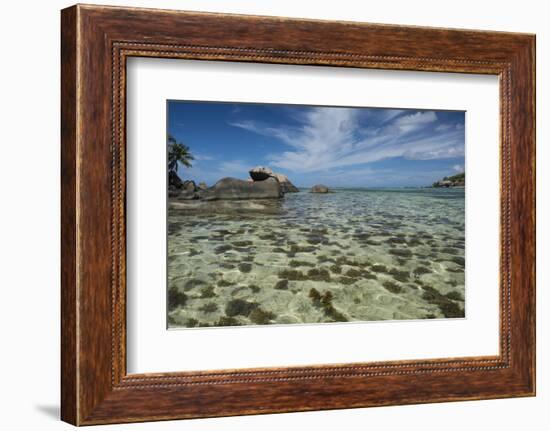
xmin=61 ymin=4 xmax=536 ymax=425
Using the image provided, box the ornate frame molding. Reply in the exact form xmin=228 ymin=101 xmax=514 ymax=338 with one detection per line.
xmin=61 ymin=5 xmax=535 ymax=425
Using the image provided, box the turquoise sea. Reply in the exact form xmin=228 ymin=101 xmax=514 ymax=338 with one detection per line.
xmin=167 ymin=188 xmax=465 ymax=328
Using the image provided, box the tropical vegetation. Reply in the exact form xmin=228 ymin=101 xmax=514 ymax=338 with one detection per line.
xmin=167 ymin=134 xmax=194 ymax=173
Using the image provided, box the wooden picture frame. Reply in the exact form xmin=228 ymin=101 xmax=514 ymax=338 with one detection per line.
xmin=61 ymin=4 xmax=535 ymax=425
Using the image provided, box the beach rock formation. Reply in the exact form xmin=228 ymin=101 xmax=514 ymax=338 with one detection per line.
xmin=249 ymin=166 xmax=273 ymax=181
xmin=176 ymin=180 xmax=199 ymax=200
xmin=168 ymin=172 xmax=198 ymax=199
xmin=272 ymin=172 xmax=300 ymax=193
xmin=248 ymin=166 xmax=299 ymax=193
xmin=201 ymin=177 xmax=282 ymax=201
xmin=168 ymin=171 xmax=184 ymax=188
xmin=432 ymin=172 xmax=465 ymax=188
xmin=182 ymin=180 xmax=197 ymax=191
xmin=310 ymin=184 xmax=330 ymax=193
xmin=169 ymin=167 xmax=296 ymax=202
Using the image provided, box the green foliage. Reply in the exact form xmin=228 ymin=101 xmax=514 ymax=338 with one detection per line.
xmin=167 ymin=134 xmax=194 ymax=173
xmin=447 ymin=172 xmax=465 ymax=182
xmin=432 ymin=172 xmax=465 ymax=187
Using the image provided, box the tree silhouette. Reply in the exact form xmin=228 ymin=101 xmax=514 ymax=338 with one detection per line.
xmin=167 ymin=134 xmax=194 ymax=173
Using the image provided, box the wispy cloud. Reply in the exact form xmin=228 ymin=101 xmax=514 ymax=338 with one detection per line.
xmin=394 ymin=111 xmax=437 ymax=133
xmin=178 ymin=159 xmax=250 ymax=185
xmin=453 ymin=164 xmax=464 ymax=172
xmin=219 ymin=160 xmax=250 ymax=174
xmin=378 ymin=109 xmax=406 ymax=124
xmin=193 ymin=153 xmax=215 ymax=161
xmin=228 ymin=107 xmax=463 ymax=173
xmin=228 ymin=120 xmax=265 ymax=135
xmin=294 ymin=165 xmax=456 ymax=188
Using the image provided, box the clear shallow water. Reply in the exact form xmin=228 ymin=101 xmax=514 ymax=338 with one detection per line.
xmin=167 ymin=188 xmax=465 ymax=328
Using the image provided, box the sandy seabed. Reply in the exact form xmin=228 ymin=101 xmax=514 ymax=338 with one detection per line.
xmin=167 ymin=188 xmax=465 ymax=329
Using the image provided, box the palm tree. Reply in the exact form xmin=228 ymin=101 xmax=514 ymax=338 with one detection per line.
xmin=167 ymin=134 xmax=194 ymax=173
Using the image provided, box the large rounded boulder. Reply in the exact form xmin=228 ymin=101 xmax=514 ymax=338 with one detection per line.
xmin=310 ymin=184 xmax=330 ymax=193
xmin=249 ymin=166 xmax=273 ymax=181
xmin=271 ymin=172 xmax=299 ymax=193
xmin=249 ymin=166 xmax=299 ymax=193
xmin=201 ymin=177 xmax=282 ymax=201
xmin=168 ymin=173 xmax=199 ymax=199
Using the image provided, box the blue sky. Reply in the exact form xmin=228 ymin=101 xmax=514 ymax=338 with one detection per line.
xmin=167 ymin=101 xmax=465 ymax=187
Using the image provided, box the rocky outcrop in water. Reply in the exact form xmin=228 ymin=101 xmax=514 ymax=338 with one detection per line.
xmin=271 ymin=172 xmax=299 ymax=193
xmin=432 ymin=172 xmax=465 ymax=188
xmin=200 ymin=177 xmax=282 ymax=201
xmin=168 ymin=172 xmax=198 ymax=199
xmin=249 ymin=166 xmax=273 ymax=181
xmin=249 ymin=166 xmax=299 ymax=193
xmin=170 ymin=167 xmax=296 ymax=201
xmin=310 ymin=184 xmax=330 ymax=193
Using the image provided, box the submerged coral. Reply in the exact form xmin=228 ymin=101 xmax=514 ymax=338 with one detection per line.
xmin=167 ymin=188 xmax=465 ymax=328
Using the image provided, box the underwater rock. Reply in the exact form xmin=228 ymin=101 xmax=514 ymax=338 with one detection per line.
xmin=383 ymin=280 xmax=402 ymax=294
xmin=249 ymin=308 xmax=276 ymax=324
xmin=168 ymin=288 xmax=187 ymax=308
xmin=310 ymin=184 xmax=330 ymax=193
xmin=238 ymin=262 xmax=253 ymax=273
xmin=201 ymin=177 xmax=282 ymax=201
xmin=275 ymin=279 xmax=289 ymax=290
xmin=225 ymin=299 xmax=258 ymax=317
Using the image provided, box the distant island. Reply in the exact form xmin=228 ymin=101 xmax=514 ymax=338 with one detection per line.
xmin=432 ymin=172 xmax=465 ymax=188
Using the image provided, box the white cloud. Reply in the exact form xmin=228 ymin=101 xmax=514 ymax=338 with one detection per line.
xmin=179 ymin=159 xmax=251 ymax=185
xmin=378 ymin=109 xmax=406 ymax=123
xmin=193 ymin=153 xmax=214 ymax=161
xmin=219 ymin=160 xmax=251 ymax=175
xmin=394 ymin=111 xmax=437 ymax=133
xmin=229 ymin=107 xmax=463 ymax=173
xmin=436 ymin=122 xmax=465 ymax=132
xmin=435 ymin=123 xmax=453 ymax=132
xmin=228 ymin=120 xmax=265 ymax=135
xmin=453 ymin=164 xmax=464 ymax=172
